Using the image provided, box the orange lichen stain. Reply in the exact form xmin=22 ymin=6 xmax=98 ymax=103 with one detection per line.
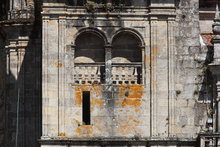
xmin=75 ymin=91 xmax=82 ymax=105
xmin=152 ymin=46 xmax=158 ymax=56
xmin=153 ymin=81 xmax=158 ymax=87
xmin=120 ymin=120 xmax=126 ymax=123
xmin=121 ymin=98 xmax=142 ymax=107
xmin=118 ymin=116 xmax=143 ymax=136
xmin=58 ymin=133 xmax=66 ymax=136
xmin=76 ymin=125 xmax=93 ymax=137
xmin=74 ymin=85 xmax=102 ymax=106
xmin=135 ymin=109 xmax=139 ymax=112
xmin=133 ymin=120 xmax=140 ymax=124
xmin=118 ymin=85 xmax=143 ymax=99
xmin=118 ymin=126 xmax=135 ymax=135
xmin=118 ymin=85 xmax=144 ymax=107
xmin=126 ymin=110 xmax=130 ymax=112
xmin=91 ymin=99 xmax=103 ymax=109
xmin=53 ymin=61 xmax=63 ymax=68
xmin=76 ymin=127 xmax=83 ymax=136
xmin=145 ymin=56 xmax=150 ymax=65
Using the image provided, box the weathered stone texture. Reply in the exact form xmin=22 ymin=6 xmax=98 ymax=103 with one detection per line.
xmin=39 ymin=1 xmax=211 ymax=146
xmin=0 ymin=0 xmax=216 ymax=146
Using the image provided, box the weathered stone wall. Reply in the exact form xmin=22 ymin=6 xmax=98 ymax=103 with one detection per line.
xmin=0 ymin=0 xmax=214 ymax=147
xmin=42 ymin=9 xmax=152 ymax=138
xmin=174 ymin=0 xmax=210 ymax=137
xmin=41 ymin=0 xmax=209 ymax=145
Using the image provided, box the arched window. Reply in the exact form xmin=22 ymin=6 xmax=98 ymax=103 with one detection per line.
xmin=74 ymin=32 xmax=105 ymax=84
xmin=73 ymin=29 xmax=144 ymax=85
xmin=112 ymin=31 xmax=143 ymax=84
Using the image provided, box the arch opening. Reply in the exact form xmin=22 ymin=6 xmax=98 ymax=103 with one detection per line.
xmin=112 ymin=31 xmax=143 ymax=85
xmin=74 ymin=31 xmax=105 ymax=84
xmin=75 ymin=32 xmax=105 ymax=63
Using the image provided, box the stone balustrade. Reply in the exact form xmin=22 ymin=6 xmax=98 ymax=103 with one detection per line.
xmin=8 ymin=9 xmax=34 ymax=20
xmin=74 ymin=63 xmax=142 ymax=85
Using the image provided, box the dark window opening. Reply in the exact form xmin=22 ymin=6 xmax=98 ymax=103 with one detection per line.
xmin=0 ymin=0 xmax=9 ymax=20
xmin=199 ymin=0 xmax=218 ymax=10
xmin=83 ymin=91 xmax=91 ymax=125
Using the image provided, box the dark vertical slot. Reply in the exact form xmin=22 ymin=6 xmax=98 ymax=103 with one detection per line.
xmin=83 ymin=91 xmax=90 ymax=125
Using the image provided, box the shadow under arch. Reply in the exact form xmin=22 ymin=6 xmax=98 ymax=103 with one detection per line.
xmin=73 ymin=27 xmax=109 ymax=46
xmin=111 ymin=28 xmax=145 ymax=84
xmin=74 ymin=28 xmax=108 ymax=63
xmin=111 ymin=28 xmax=145 ymax=63
xmin=111 ymin=28 xmax=145 ymax=47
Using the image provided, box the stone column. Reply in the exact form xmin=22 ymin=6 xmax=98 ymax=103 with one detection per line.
xmin=140 ymin=46 xmax=145 ymax=85
xmin=105 ymin=45 xmax=112 ymax=85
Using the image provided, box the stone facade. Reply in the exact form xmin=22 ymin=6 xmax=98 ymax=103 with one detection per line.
xmin=0 ymin=0 xmax=218 ymax=147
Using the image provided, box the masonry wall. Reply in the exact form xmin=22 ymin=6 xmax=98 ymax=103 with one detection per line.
xmin=41 ymin=1 xmax=210 ymax=146
xmin=174 ymin=0 xmax=211 ymax=137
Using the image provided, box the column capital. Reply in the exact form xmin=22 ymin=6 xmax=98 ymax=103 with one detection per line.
xmin=66 ymin=44 xmax=75 ymax=50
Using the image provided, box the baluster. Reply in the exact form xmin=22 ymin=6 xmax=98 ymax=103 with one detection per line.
xmin=139 ymin=67 xmax=142 ymax=84
xmin=112 ymin=66 xmax=116 ymax=85
xmin=117 ymin=67 xmax=121 ymax=84
xmin=125 ymin=67 xmax=130 ymax=84
xmin=87 ymin=66 xmax=91 ymax=84
xmin=134 ymin=67 xmax=138 ymax=84
xmin=81 ymin=67 xmax=85 ymax=84
xmin=94 ymin=67 xmax=98 ymax=83
xmin=91 ymin=67 xmax=95 ymax=83
xmin=122 ymin=67 xmax=126 ymax=84
xmin=84 ymin=67 xmax=89 ymax=84
xmin=97 ymin=66 xmax=101 ymax=83
xmin=78 ymin=67 xmax=82 ymax=85
xmin=128 ymin=67 xmax=132 ymax=84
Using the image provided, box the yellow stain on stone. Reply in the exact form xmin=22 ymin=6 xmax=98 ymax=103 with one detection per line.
xmin=52 ymin=61 xmax=63 ymax=68
xmin=91 ymin=99 xmax=103 ymax=109
xmin=58 ymin=133 xmax=66 ymax=136
xmin=135 ymin=109 xmax=139 ymax=112
xmin=117 ymin=85 xmax=144 ymax=107
xmin=118 ymin=116 xmax=142 ymax=135
xmin=145 ymin=56 xmax=150 ymax=65
xmin=76 ymin=125 xmax=94 ymax=137
xmin=152 ymin=46 xmax=158 ymax=56
xmin=133 ymin=119 xmax=140 ymax=124
xmin=75 ymin=91 xmax=82 ymax=105
xmin=74 ymin=85 xmax=102 ymax=106
xmin=153 ymin=81 xmax=158 ymax=87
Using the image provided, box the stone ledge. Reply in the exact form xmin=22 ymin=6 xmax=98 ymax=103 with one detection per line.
xmin=39 ymin=138 xmax=197 ymax=146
